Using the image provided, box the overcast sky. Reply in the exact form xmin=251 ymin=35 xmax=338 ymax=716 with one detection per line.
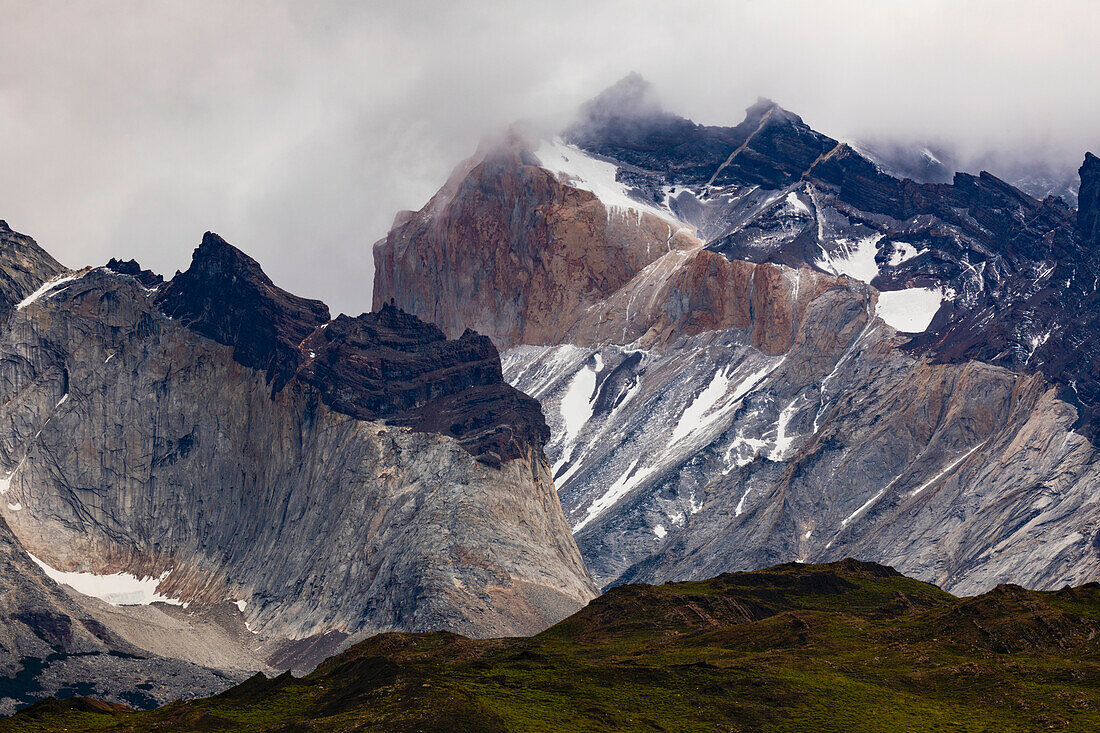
xmin=2 ymin=1 xmax=1097 ymax=315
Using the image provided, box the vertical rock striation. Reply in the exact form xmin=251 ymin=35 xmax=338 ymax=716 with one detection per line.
xmin=0 ymin=225 xmax=595 ymax=712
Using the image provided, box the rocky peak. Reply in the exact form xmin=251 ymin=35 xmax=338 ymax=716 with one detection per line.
xmin=573 ymin=72 xmax=664 ymax=125
xmin=0 ymin=221 xmax=66 ymax=313
xmin=707 ymin=98 xmax=837 ymax=190
xmin=737 ymin=97 xmax=806 ymax=132
xmin=1079 ymin=152 xmax=1100 ymax=246
xmin=155 ymin=234 xmax=546 ymax=465
xmin=296 ymin=303 xmax=549 ymax=465
xmin=155 ymin=232 xmax=330 ymax=391
xmin=566 ymin=82 xmax=837 ymax=194
xmin=105 ymin=257 xmax=164 ymax=289
xmin=564 ymin=77 xmax=740 ymax=181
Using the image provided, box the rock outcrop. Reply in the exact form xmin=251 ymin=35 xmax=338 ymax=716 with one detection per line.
xmin=156 ymin=232 xmax=332 ymax=391
xmin=0 ymin=226 xmax=595 ymax=712
xmin=375 ymin=77 xmax=1100 ymax=597
xmin=0 ymin=222 xmax=66 ymax=312
xmin=373 ymin=130 xmax=699 ymax=347
xmin=296 ymin=305 xmax=548 ymax=465
xmin=1079 ymin=151 xmax=1100 ymax=247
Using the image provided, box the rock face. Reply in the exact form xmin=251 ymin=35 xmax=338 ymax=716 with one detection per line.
xmin=0 ymin=222 xmax=65 ymax=312
xmin=296 ymin=305 xmax=548 ymax=465
xmin=373 ymin=129 xmax=700 ymax=347
xmin=0 ymin=226 xmax=595 ymax=712
xmin=375 ymin=76 xmax=1100 ymax=596
xmin=0 ymin=515 xmax=248 ymax=715
xmin=1079 ymin=152 xmax=1100 ymax=247
xmin=156 ymin=232 xmax=332 ymax=391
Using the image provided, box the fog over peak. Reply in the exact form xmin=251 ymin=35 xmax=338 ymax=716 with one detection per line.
xmin=1 ymin=0 xmax=1097 ymax=314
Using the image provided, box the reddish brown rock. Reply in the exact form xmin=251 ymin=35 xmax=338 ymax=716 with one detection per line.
xmin=372 ymin=131 xmax=698 ymax=348
xmin=564 ymin=245 xmax=848 ymax=354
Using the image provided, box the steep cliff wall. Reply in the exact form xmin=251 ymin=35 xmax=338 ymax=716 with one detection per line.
xmin=0 ymin=226 xmax=596 ymax=711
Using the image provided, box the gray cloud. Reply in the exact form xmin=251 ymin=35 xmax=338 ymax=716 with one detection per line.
xmin=1 ymin=0 xmax=1097 ymax=315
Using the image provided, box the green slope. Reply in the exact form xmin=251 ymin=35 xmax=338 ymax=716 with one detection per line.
xmin=3 ymin=559 xmax=1098 ymax=732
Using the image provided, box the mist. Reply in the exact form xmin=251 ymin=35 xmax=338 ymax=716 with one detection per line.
xmin=1 ymin=0 xmax=1097 ymax=315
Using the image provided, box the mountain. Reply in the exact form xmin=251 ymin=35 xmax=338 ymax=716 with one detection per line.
xmin=8 ymin=560 xmax=1100 ymax=732
xmin=374 ymin=75 xmax=1100 ymax=594
xmin=854 ymin=138 xmax=1082 ymax=208
xmin=0 ymin=224 xmax=594 ymax=713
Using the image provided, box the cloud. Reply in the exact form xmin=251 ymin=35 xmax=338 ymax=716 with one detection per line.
xmin=0 ymin=0 xmax=1097 ymax=314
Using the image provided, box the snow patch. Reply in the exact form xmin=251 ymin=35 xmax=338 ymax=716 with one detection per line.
xmin=724 ymin=431 xmax=770 ymax=470
xmin=535 ymin=138 xmax=670 ymax=222
xmin=729 ymin=358 xmax=785 ymax=404
xmin=784 ymin=191 xmax=810 ymax=215
xmin=552 ymin=354 xmax=604 ymax=475
xmin=17 ymin=272 xmax=84 ymax=310
xmin=573 ymin=456 xmax=649 ymax=532
xmin=816 ymin=235 xmax=882 ymax=284
xmin=841 ymin=489 xmax=887 ymax=527
xmin=671 ymin=358 xmax=785 ymax=451
xmin=909 ymin=444 xmax=984 ymax=497
xmin=876 ymin=287 xmax=943 ymax=333
xmin=27 ymin=553 xmax=186 ymax=606
xmin=7 ymin=502 xmax=21 ymax=511
xmin=0 ymin=457 xmax=27 ymax=496
xmin=768 ymin=395 xmax=807 ymax=461
xmin=735 ymin=487 xmax=754 ymax=517
xmin=887 ymin=242 xmax=925 ymax=266
xmin=1027 ymin=330 xmax=1052 ymax=361
xmin=653 ymin=524 xmax=667 ymax=539
xmin=671 ymin=367 xmax=733 ymax=445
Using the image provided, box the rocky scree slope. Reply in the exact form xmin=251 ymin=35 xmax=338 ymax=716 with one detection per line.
xmin=0 ymin=225 xmax=594 ymax=713
xmin=0 ymin=497 xmax=246 ymax=716
xmin=7 ymin=560 xmax=1100 ymax=732
xmin=374 ymin=75 xmax=1100 ymax=595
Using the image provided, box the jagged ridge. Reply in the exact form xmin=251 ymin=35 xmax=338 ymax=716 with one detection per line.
xmin=0 ymin=224 xmax=594 ymax=714
xmin=373 ymin=76 xmax=1100 ymax=599
xmin=158 ymin=232 xmax=548 ymax=463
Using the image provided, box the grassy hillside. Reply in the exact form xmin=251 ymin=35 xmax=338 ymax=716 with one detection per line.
xmin=3 ymin=559 xmax=1099 ymax=732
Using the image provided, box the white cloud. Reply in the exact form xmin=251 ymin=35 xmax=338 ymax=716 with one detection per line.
xmin=0 ymin=1 xmax=1096 ymax=314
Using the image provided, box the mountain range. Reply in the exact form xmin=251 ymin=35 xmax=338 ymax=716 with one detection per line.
xmin=1 ymin=73 xmax=1099 ymax=719
xmin=375 ymin=73 xmax=1100 ymax=595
